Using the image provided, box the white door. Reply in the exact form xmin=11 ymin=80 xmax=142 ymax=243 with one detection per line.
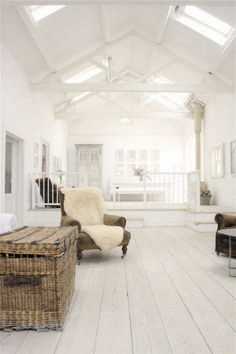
xmin=76 ymin=144 xmax=102 ymax=188
xmin=4 ymin=134 xmax=23 ymax=226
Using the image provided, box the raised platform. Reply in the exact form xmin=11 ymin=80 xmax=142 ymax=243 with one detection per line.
xmin=106 ymin=202 xmax=236 ymax=230
xmin=25 ymin=203 xmax=236 ymax=232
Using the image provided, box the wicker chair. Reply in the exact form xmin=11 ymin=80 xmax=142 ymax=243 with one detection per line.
xmin=214 ymin=213 xmax=236 ymax=256
xmin=60 ymin=187 xmax=131 ymax=263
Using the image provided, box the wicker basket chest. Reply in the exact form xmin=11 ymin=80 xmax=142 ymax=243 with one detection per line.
xmin=0 ymin=226 xmax=78 ymax=331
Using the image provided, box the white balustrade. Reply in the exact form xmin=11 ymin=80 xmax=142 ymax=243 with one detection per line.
xmin=30 ymin=171 xmax=200 ymax=209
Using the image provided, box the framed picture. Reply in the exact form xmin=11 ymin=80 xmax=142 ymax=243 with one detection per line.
xmin=33 ymin=143 xmax=39 ymax=168
xmin=138 ymin=150 xmax=147 ymax=162
xmin=126 ymin=164 xmax=136 ymax=176
xmin=34 ymin=156 xmax=39 ymax=168
xmin=34 ymin=143 xmax=39 ymax=155
xmin=126 ymin=149 xmax=136 ymax=162
xmin=231 ymin=140 xmax=236 ymax=175
xmin=115 ymin=164 xmax=124 ymax=176
xmin=210 ymin=143 xmax=225 ymax=178
xmin=41 ymin=141 xmax=49 ymax=173
xmin=151 ymin=150 xmax=159 ymax=162
xmin=115 ymin=149 xmax=124 ymax=162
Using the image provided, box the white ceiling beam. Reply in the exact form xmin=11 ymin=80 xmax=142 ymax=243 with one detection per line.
xmin=91 ymin=59 xmax=134 ymax=83
xmin=16 ymin=6 xmax=55 ymax=72
xmin=61 ymin=111 xmax=186 ymax=122
xmin=37 ymin=28 xmax=134 ymax=83
xmin=162 ymin=41 xmax=234 ymax=89
xmin=134 ymin=27 xmax=234 ymax=91
xmin=7 ymin=1 xmax=236 ymax=6
xmin=31 ymin=81 xmax=230 ymax=93
xmin=138 ymin=8 xmax=172 ymax=102
xmin=99 ymin=6 xmax=111 ymax=43
xmin=208 ymin=37 xmax=236 ymax=75
xmin=155 ymin=6 xmax=172 ymax=44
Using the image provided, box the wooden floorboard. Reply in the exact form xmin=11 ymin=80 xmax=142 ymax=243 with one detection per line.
xmin=0 ymin=227 xmax=235 ymax=354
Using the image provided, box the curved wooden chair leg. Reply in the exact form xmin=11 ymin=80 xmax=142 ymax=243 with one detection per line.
xmin=77 ymin=249 xmax=83 ymax=265
xmin=121 ymin=245 xmax=127 ymax=259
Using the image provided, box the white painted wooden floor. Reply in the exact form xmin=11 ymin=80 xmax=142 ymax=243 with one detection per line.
xmin=1 ymin=227 xmax=235 ymax=354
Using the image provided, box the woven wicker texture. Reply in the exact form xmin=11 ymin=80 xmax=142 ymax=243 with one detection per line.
xmin=0 ymin=226 xmax=78 ymax=330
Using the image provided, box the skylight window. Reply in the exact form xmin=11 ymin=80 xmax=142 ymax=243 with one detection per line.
xmin=173 ymin=6 xmax=235 ymax=45
xmin=143 ymin=92 xmax=189 ymax=112
xmin=28 ymin=5 xmax=65 ymax=22
xmin=151 ymin=75 xmax=174 ymax=84
xmin=71 ymin=92 xmax=90 ymax=103
xmin=65 ymin=65 xmax=103 ymax=83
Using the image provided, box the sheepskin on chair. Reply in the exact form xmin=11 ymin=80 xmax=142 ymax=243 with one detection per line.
xmin=62 ymin=187 xmax=123 ymax=251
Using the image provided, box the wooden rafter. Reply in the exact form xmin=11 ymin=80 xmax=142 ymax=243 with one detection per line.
xmin=31 ymin=81 xmax=231 ymax=93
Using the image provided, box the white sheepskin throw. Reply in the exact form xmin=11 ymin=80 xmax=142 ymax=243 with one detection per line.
xmin=62 ymin=187 xmax=123 ymax=251
xmin=62 ymin=187 xmax=105 ymax=225
xmin=82 ymin=225 xmax=123 ymax=251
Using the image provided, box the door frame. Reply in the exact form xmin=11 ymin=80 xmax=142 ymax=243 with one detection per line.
xmin=4 ymin=131 xmax=24 ymax=226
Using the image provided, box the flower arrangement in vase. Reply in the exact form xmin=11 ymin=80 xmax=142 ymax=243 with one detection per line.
xmin=133 ymin=167 xmax=151 ymax=182
xmin=200 ymin=183 xmax=211 ymax=205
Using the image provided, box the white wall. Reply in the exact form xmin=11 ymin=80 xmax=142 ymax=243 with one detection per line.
xmin=67 ymin=118 xmax=186 ymax=199
xmin=0 ymin=42 xmax=67 ymax=220
xmin=204 ymin=93 xmax=236 ymax=207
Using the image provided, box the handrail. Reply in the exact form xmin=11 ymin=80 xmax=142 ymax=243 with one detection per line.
xmin=30 ymin=171 xmax=200 ymax=210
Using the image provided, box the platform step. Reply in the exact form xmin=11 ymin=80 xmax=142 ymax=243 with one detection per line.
xmin=194 ymin=221 xmax=217 ymax=232
xmin=126 ymin=217 xmax=144 ymax=228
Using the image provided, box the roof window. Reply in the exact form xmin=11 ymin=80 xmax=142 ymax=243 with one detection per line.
xmin=65 ymin=65 xmax=103 ymax=83
xmin=173 ymin=6 xmax=235 ymax=45
xmin=28 ymin=5 xmax=65 ymax=22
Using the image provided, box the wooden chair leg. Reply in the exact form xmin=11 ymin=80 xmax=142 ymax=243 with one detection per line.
xmin=77 ymin=249 xmax=83 ymax=265
xmin=121 ymin=245 xmax=127 ymax=259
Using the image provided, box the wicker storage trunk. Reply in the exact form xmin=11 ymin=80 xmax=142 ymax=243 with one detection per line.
xmin=0 ymin=226 xmax=78 ymax=330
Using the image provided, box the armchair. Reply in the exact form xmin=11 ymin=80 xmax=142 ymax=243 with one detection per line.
xmin=60 ymin=187 xmax=131 ymax=262
xmin=214 ymin=213 xmax=236 ymax=256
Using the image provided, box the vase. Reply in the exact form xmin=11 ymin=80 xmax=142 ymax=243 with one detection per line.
xmin=200 ymin=195 xmax=211 ymax=205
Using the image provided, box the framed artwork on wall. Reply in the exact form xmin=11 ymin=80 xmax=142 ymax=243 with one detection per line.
xmin=231 ymin=140 xmax=236 ymax=175
xmin=210 ymin=143 xmax=225 ymax=178
xmin=126 ymin=164 xmax=136 ymax=176
xmin=138 ymin=149 xmax=147 ymax=162
xmin=126 ymin=149 xmax=136 ymax=162
xmin=115 ymin=164 xmax=124 ymax=176
xmin=115 ymin=149 xmax=124 ymax=162
xmin=151 ymin=150 xmax=159 ymax=162
xmin=33 ymin=143 xmax=39 ymax=168
xmin=41 ymin=141 xmax=49 ymax=173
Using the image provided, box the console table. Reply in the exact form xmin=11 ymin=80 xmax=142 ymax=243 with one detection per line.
xmin=218 ymin=228 xmax=236 ymax=277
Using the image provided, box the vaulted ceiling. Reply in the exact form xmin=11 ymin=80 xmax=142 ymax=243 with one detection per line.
xmin=1 ymin=1 xmax=236 ymax=122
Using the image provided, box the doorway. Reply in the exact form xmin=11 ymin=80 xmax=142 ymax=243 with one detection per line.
xmin=76 ymin=144 xmax=102 ymax=188
xmin=4 ymin=133 xmax=24 ymax=226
